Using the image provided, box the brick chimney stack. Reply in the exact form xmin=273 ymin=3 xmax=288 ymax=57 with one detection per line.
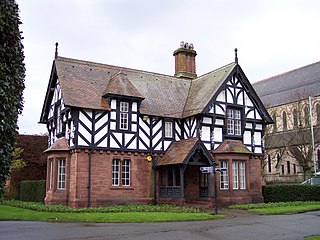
xmin=173 ymin=41 xmax=197 ymax=79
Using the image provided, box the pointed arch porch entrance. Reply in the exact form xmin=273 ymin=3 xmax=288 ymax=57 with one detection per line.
xmin=156 ymin=138 xmax=214 ymax=205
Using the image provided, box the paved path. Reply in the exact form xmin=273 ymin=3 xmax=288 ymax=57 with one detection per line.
xmin=1 ymin=210 xmax=319 ymax=240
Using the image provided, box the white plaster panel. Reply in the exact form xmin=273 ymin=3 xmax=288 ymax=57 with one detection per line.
xmin=132 ymin=102 xmax=137 ymax=112
xmin=132 ymin=124 xmax=137 ymax=132
xmin=111 ymin=111 xmax=116 ymax=120
xmin=111 ymin=132 xmax=122 ymax=148
xmin=111 ymin=99 xmax=117 ymax=109
xmin=201 ymin=126 xmax=211 ymax=141
xmin=247 ymin=109 xmax=255 ymax=119
xmin=164 ymin=141 xmax=171 ymax=151
xmin=152 ymin=131 xmax=161 ymax=147
xmin=175 ymin=122 xmax=181 ymax=136
xmin=254 ymin=131 xmax=261 ymax=145
xmin=204 ymin=143 xmax=211 ymax=150
xmin=215 ymin=118 xmax=224 ymax=125
xmin=243 ymin=131 xmax=251 ymax=145
xmin=255 ymin=147 xmax=262 ymax=154
xmin=110 ymin=121 xmax=116 ymax=130
xmin=226 ymin=88 xmax=233 ymax=103
xmin=139 ymin=140 xmax=147 ymax=150
xmin=128 ymin=139 xmax=137 ymax=149
xmin=216 ymin=90 xmax=225 ymax=102
xmin=255 ymin=110 xmax=262 ymax=120
xmin=139 ymin=117 xmax=149 ymax=136
xmin=132 ymin=114 xmax=137 ymax=122
xmin=255 ymin=124 xmax=262 ymax=130
xmin=203 ymin=117 xmax=212 ymax=124
xmin=236 ymin=90 xmax=243 ymax=105
xmin=139 ymin=130 xmax=149 ymax=148
xmin=215 ymin=104 xmax=225 ymax=115
xmin=246 ymin=122 xmax=252 ymax=129
xmin=214 ymin=127 xmax=222 ymax=142
xmin=125 ymin=133 xmax=135 ymax=146
xmin=244 ymin=92 xmax=253 ymax=107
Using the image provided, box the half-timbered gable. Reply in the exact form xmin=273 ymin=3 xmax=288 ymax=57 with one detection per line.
xmin=40 ymin=42 xmax=272 ymax=208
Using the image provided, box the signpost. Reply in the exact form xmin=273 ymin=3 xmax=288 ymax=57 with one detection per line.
xmin=200 ymin=166 xmax=227 ymax=214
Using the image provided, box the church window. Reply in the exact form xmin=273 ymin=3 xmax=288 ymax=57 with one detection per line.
xmin=293 ymin=109 xmax=298 ymax=127
xmin=272 ymin=113 xmax=277 ymax=132
xmin=317 ymin=104 xmax=320 ymax=125
xmin=304 ymin=106 xmax=309 ymax=126
xmin=282 ymin=111 xmax=287 ymax=130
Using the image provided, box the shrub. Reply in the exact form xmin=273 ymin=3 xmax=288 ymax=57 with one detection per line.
xmin=263 ymin=184 xmax=320 ymax=203
xmin=19 ymin=180 xmax=46 ymax=203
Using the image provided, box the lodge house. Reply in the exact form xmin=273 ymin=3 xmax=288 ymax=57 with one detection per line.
xmin=40 ymin=42 xmax=272 ymax=207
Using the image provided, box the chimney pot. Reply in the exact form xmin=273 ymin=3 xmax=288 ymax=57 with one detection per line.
xmin=173 ymin=41 xmax=197 ymax=79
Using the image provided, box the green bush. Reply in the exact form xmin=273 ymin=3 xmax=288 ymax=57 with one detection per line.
xmin=263 ymin=184 xmax=320 ymax=203
xmin=19 ymin=180 xmax=46 ymax=203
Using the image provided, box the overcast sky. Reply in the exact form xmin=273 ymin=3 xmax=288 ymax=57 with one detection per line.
xmin=17 ymin=0 xmax=320 ymax=135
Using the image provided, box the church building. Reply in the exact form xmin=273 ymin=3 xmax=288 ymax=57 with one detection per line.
xmin=40 ymin=42 xmax=272 ymax=207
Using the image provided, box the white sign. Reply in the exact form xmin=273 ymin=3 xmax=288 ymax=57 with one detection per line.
xmin=200 ymin=166 xmax=214 ymax=173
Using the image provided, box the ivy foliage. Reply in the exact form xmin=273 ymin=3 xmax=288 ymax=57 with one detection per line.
xmin=0 ymin=0 xmax=25 ymax=195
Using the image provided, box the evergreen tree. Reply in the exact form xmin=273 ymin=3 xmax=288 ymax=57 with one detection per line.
xmin=0 ymin=0 xmax=25 ymax=195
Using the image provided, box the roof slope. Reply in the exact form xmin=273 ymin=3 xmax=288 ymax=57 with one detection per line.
xmin=55 ymin=57 xmax=191 ymax=118
xmin=157 ymin=138 xmax=214 ymax=166
xmin=252 ymin=61 xmax=320 ymax=107
xmin=183 ymin=63 xmax=236 ymax=118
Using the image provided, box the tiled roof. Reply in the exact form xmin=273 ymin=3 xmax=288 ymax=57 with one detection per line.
xmin=44 ymin=137 xmax=69 ymax=152
xmin=252 ymin=61 xmax=320 ymax=107
xmin=213 ymin=139 xmax=252 ymax=154
xmin=157 ymin=138 xmax=214 ymax=166
xmin=183 ymin=63 xmax=236 ymax=117
xmin=104 ymin=71 xmax=144 ymax=100
xmin=56 ymin=57 xmax=191 ymax=118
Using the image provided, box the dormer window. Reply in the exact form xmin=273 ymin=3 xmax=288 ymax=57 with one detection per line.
xmin=227 ymin=109 xmax=241 ymax=135
xmin=120 ymin=102 xmax=129 ymax=130
xmin=164 ymin=121 xmax=173 ymax=138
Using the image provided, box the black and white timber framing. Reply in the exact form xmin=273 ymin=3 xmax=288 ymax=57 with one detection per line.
xmin=43 ymin=66 xmax=268 ymax=155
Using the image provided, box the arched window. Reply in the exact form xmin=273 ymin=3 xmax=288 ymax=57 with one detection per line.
xmin=267 ymin=155 xmax=272 ymax=173
xmin=317 ymin=104 xmax=320 ymax=125
xmin=293 ymin=109 xmax=298 ymax=127
xmin=282 ymin=111 xmax=287 ymax=130
xmin=272 ymin=113 xmax=277 ymax=132
xmin=317 ymin=149 xmax=320 ymax=171
xmin=304 ymin=106 xmax=309 ymax=126
xmin=276 ymin=153 xmax=280 ymax=168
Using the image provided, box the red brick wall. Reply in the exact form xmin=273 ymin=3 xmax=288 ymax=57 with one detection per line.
xmin=46 ymin=149 xmax=153 ymax=207
xmin=214 ymin=153 xmax=263 ymax=207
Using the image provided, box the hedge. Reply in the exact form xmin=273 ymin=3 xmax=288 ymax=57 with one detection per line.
xmin=263 ymin=184 xmax=320 ymax=203
xmin=19 ymin=180 xmax=46 ymax=203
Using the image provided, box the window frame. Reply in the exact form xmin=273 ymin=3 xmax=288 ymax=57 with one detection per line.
xmin=112 ymin=159 xmax=120 ymax=186
xmin=164 ymin=121 xmax=173 ymax=138
xmin=122 ymin=159 xmax=131 ymax=186
xmin=49 ymin=159 xmax=53 ymax=190
xmin=112 ymin=158 xmax=131 ymax=187
xmin=119 ymin=101 xmax=129 ymax=130
xmin=232 ymin=161 xmax=246 ymax=190
xmin=226 ymin=109 xmax=241 ymax=136
xmin=57 ymin=159 xmax=66 ymax=190
xmin=219 ymin=161 xmax=229 ymax=190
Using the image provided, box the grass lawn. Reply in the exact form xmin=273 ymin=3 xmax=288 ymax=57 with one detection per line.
xmin=0 ymin=204 xmax=222 ymax=223
xmin=230 ymin=201 xmax=320 ymax=215
xmin=305 ymin=235 xmax=320 ymax=240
